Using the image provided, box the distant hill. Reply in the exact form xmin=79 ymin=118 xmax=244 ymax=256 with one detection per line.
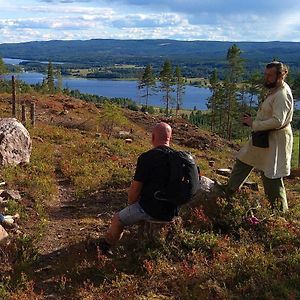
xmin=1 ymin=39 xmax=300 ymax=71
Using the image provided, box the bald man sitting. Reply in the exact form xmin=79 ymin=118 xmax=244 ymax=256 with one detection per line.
xmin=98 ymin=122 xmax=178 ymax=255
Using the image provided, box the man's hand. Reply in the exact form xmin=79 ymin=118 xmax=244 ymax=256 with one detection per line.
xmin=128 ymin=180 xmax=143 ymax=204
xmin=242 ymin=114 xmax=253 ymax=127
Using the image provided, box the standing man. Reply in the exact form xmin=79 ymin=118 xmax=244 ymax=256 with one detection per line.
xmin=98 ymin=122 xmax=178 ymax=255
xmin=226 ymin=61 xmax=293 ymax=213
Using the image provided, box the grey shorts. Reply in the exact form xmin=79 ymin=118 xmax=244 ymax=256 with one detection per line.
xmin=118 ymin=202 xmax=154 ymax=226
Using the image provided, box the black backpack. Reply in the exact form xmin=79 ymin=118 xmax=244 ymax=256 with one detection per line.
xmin=154 ymin=148 xmax=200 ymax=206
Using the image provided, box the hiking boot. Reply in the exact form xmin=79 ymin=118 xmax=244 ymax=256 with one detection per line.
xmin=86 ymin=238 xmax=113 ymax=256
xmin=97 ymin=239 xmax=113 ymax=257
xmin=213 ymin=181 xmax=228 ymax=198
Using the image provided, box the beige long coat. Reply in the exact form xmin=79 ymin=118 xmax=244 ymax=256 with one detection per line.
xmin=237 ymin=82 xmax=294 ymax=179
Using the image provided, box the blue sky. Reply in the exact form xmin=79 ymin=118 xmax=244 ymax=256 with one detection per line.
xmin=0 ymin=0 xmax=300 ymax=43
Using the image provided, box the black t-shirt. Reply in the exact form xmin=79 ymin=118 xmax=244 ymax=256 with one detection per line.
xmin=134 ymin=146 xmax=177 ymax=221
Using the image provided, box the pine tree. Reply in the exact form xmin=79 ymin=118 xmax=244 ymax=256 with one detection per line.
xmin=47 ymin=61 xmax=55 ymax=94
xmin=159 ymin=59 xmax=174 ymax=116
xmin=40 ymin=78 xmax=49 ymax=93
xmin=292 ymin=72 xmax=300 ymax=101
xmin=224 ymin=44 xmax=245 ymax=140
xmin=208 ymin=69 xmax=221 ymax=132
xmin=174 ymin=66 xmax=185 ymax=116
xmin=0 ymin=57 xmax=7 ymax=75
xmin=247 ymin=71 xmax=263 ymax=108
xmin=138 ymin=64 xmax=156 ymax=109
xmin=56 ymin=68 xmax=63 ymax=93
xmin=100 ymin=101 xmax=127 ymax=139
xmin=226 ymin=44 xmax=244 ymax=83
xmin=0 ymin=57 xmax=7 ymax=91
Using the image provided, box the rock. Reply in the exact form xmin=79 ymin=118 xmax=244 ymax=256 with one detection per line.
xmin=0 ymin=224 xmax=8 ymax=243
xmin=125 ymin=138 xmax=133 ymax=144
xmin=216 ymin=168 xmax=232 ymax=177
xmin=118 ymin=130 xmax=130 ymax=136
xmin=0 ymin=118 xmax=32 ymax=166
xmin=190 ymin=176 xmax=227 ymax=221
xmin=198 ymin=176 xmax=215 ymax=193
xmin=0 ymin=189 xmax=21 ymax=200
xmin=117 ymin=131 xmax=132 ymax=139
xmin=208 ymin=160 xmax=215 ymax=167
xmin=191 ymin=176 xmax=260 ymax=223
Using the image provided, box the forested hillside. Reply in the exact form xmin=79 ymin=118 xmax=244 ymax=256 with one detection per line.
xmin=1 ymin=39 xmax=300 ymax=72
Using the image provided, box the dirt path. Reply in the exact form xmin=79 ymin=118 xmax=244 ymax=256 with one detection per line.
xmin=37 ymin=177 xmax=78 ymax=255
xmin=29 ymin=150 xmax=121 ymax=298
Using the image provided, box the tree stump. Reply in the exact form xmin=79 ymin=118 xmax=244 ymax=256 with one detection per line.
xmin=139 ymin=217 xmax=182 ymax=242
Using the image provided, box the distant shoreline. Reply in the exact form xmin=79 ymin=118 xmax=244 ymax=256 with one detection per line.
xmin=4 ymin=70 xmax=212 ymax=111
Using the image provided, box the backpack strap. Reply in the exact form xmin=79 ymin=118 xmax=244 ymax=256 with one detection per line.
xmin=155 ymin=145 xmax=173 ymax=153
xmin=153 ymin=146 xmax=173 ymax=202
xmin=154 ymin=190 xmax=169 ymax=201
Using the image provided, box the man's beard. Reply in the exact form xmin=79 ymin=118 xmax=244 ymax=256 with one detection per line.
xmin=264 ymin=81 xmax=277 ymax=89
xmin=264 ymin=73 xmax=278 ymax=89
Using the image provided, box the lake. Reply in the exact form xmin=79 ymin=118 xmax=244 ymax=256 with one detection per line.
xmin=3 ymin=58 xmax=211 ymax=110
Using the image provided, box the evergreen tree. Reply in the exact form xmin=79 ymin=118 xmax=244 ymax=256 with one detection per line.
xmin=0 ymin=57 xmax=7 ymax=75
xmin=292 ymin=72 xmax=300 ymax=101
xmin=47 ymin=61 xmax=55 ymax=93
xmin=174 ymin=66 xmax=185 ymax=116
xmin=138 ymin=64 xmax=156 ymax=109
xmin=224 ymin=44 xmax=245 ymax=140
xmin=100 ymin=101 xmax=127 ymax=139
xmin=41 ymin=78 xmax=49 ymax=94
xmin=246 ymin=71 xmax=263 ymax=108
xmin=56 ymin=68 xmax=63 ymax=93
xmin=159 ymin=59 xmax=174 ymax=116
xmin=226 ymin=44 xmax=244 ymax=82
xmin=0 ymin=57 xmax=7 ymax=90
xmin=207 ymin=69 xmax=222 ymax=132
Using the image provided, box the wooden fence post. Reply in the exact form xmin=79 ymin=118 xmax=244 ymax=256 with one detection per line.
xmin=12 ymin=75 xmax=17 ymax=117
xmin=21 ymin=102 xmax=26 ymax=124
xmin=30 ymin=102 xmax=36 ymax=127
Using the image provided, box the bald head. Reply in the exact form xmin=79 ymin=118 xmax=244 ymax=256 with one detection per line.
xmin=152 ymin=122 xmax=172 ymax=147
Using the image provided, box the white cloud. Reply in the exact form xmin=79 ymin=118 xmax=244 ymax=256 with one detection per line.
xmin=0 ymin=17 xmax=97 ymax=31
xmin=26 ymin=5 xmax=114 ymax=16
xmin=111 ymin=13 xmax=185 ymax=28
xmin=0 ymin=0 xmax=300 ymax=42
